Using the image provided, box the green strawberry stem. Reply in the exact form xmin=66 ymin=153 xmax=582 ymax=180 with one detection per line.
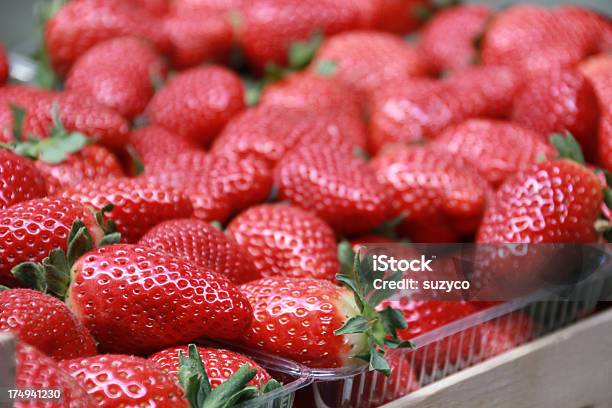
xmin=178 ymin=344 xmax=281 ymax=408
xmin=11 ymin=205 xmax=121 ymax=299
xmin=1 ymin=103 xmax=90 ymax=164
xmin=33 ymin=0 xmax=65 ymax=89
xmin=335 ymin=241 xmax=414 ymax=376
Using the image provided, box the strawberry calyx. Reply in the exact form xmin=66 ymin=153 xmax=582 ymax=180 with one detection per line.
xmin=0 ymin=103 xmax=89 ymax=164
xmin=11 ymin=205 xmax=121 ymax=299
xmin=335 ymin=241 xmax=414 ymax=376
xmin=33 ymin=0 xmax=65 ymax=88
xmin=178 ymin=344 xmax=282 ymax=408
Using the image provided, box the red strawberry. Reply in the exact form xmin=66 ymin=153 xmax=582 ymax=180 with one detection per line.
xmin=212 ymin=104 xmax=367 ymax=166
xmin=0 ymin=42 xmax=8 ymax=84
xmin=60 ymin=178 xmax=194 ymax=243
xmin=133 ymin=0 xmax=171 ymax=15
xmin=227 ymin=204 xmax=339 ymax=280
xmin=239 ymin=0 xmax=360 ymax=70
xmin=45 ymin=0 xmax=169 ymax=75
xmin=511 ymin=69 xmax=600 ymax=162
xmin=275 ymin=144 xmax=391 ymax=235
xmin=127 ymin=126 xmax=198 ymax=169
xmin=0 ymin=197 xmax=105 ymax=286
xmin=142 ymin=151 xmax=272 ymax=222
xmin=554 ymin=5 xmax=612 ymax=54
xmin=477 ymin=159 xmax=603 ymax=243
xmin=579 ymin=54 xmax=612 ymax=173
xmin=163 ymin=7 xmax=233 ymax=69
xmin=0 ymin=289 xmax=97 ymax=360
xmin=35 ymin=145 xmax=124 ymax=195
xmin=419 ymin=4 xmax=493 ymax=73
xmin=363 ymin=0 xmax=429 ymax=34
xmin=65 ymin=37 xmax=167 ymax=119
xmin=59 ymin=354 xmax=189 ymax=407
xmin=147 ymin=66 xmax=244 ymax=147
xmin=381 ymin=299 xmax=481 ymax=372
xmin=371 ymin=145 xmax=490 ymax=243
xmin=0 ymin=149 xmax=48 ymax=210
xmin=478 ymin=313 xmax=533 ymax=361
xmin=0 ymin=85 xmax=130 ymax=151
xmin=311 ymin=31 xmax=430 ymax=99
xmin=430 ymin=119 xmax=555 ymax=188
xmin=149 ymin=345 xmax=272 ymax=388
xmin=64 ymin=244 xmax=252 ymax=353
xmin=139 ymin=218 xmax=260 ymax=284
xmin=16 ymin=342 xmax=96 ymax=408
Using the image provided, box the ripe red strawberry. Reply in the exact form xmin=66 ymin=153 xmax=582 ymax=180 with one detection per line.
xmin=212 ymin=104 xmax=367 ymax=166
xmin=275 ymin=144 xmax=391 ymax=235
xmin=60 ymin=178 xmax=194 ymax=243
xmin=163 ymin=7 xmax=233 ymax=69
xmin=430 ymin=119 xmax=555 ymax=188
xmin=477 ymin=159 xmax=603 ymax=243
xmin=0 ymin=42 xmax=8 ymax=85
xmin=45 ymin=0 xmax=169 ymax=75
xmin=511 ymin=69 xmax=600 ymax=162
xmin=371 ymin=145 xmax=490 ymax=243
xmin=368 ymin=66 xmax=519 ymax=152
xmin=579 ymin=54 xmax=612 ymax=173
xmin=65 ymin=37 xmax=167 ymax=119
xmin=147 ymin=66 xmax=244 ymax=147
xmin=149 ymin=345 xmax=273 ymax=388
xmin=64 ymin=244 xmax=252 ymax=353
xmin=227 ymin=204 xmax=339 ymax=280
xmin=239 ymin=0 xmax=360 ymax=70
xmin=0 ymin=289 xmax=97 ymax=360
xmin=311 ymin=31 xmax=430 ymax=99
xmin=16 ymin=342 xmax=96 ymax=408
xmin=0 ymin=197 xmax=105 ymax=286
xmin=35 ymin=145 xmax=124 ymax=195
xmin=419 ymin=4 xmax=493 ymax=73
xmin=142 ymin=151 xmax=272 ymax=222
xmin=554 ymin=5 xmax=612 ymax=54
xmin=363 ymin=0 xmax=429 ymax=34
xmin=478 ymin=313 xmax=533 ymax=361
xmin=60 ymin=354 xmax=189 ymax=407
xmin=127 ymin=126 xmax=198 ymax=169
xmin=381 ymin=299 xmax=481 ymax=372
xmin=0 ymin=85 xmax=130 ymax=151
xmin=139 ymin=218 xmax=260 ymax=284
xmin=0 ymin=149 xmax=48 ymax=210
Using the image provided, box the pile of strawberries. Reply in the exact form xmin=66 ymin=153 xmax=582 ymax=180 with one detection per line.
xmin=0 ymin=0 xmax=611 ymax=407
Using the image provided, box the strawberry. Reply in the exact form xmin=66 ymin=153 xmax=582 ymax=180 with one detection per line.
xmin=275 ymin=144 xmax=391 ymax=235
xmin=430 ymin=119 xmax=555 ymax=188
xmin=371 ymin=145 xmax=490 ymax=243
xmin=59 ymin=354 xmax=189 ymax=407
xmin=477 ymin=159 xmax=603 ymax=243
xmin=579 ymin=54 xmax=612 ymax=173
xmin=364 ymin=347 xmax=420 ymax=405
xmin=127 ymin=126 xmax=198 ymax=169
xmin=381 ymin=299 xmax=481 ymax=372
xmin=163 ymin=7 xmax=233 ymax=69
xmin=363 ymin=0 xmax=429 ymax=34
xmin=212 ymin=104 xmax=367 ymax=166
xmin=60 ymin=177 xmax=194 ymax=243
xmin=0 ymin=289 xmax=97 ymax=360
xmin=310 ymin=31 xmax=430 ymax=99
xmin=133 ymin=0 xmax=171 ymax=15
xmin=239 ymin=0 xmax=360 ymax=70
xmin=45 ymin=0 xmax=169 ymax=75
xmin=15 ymin=342 xmax=96 ymax=408
xmin=139 ymin=218 xmax=260 ymax=284
xmin=511 ymin=69 xmax=600 ymax=162
xmin=0 ymin=85 xmax=130 ymax=151
xmin=147 ymin=66 xmax=245 ymax=147
xmin=0 ymin=149 xmax=48 ymax=210
xmin=65 ymin=37 xmax=167 ymax=119
xmin=142 ymin=151 xmax=272 ymax=222
xmin=35 ymin=145 xmax=124 ymax=195
xmin=149 ymin=344 xmax=272 ymax=388
xmin=0 ymin=197 xmax=107 ymax=287
xmin=478 ymin=313 xmax=533 ymax=361
xmin=419 ymin=4 xmax=493 ymax=73
xmin=227 ymin=204 xmax=339 ymax=280
xmin=0 ymin=42 xmax=8 ymax=85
